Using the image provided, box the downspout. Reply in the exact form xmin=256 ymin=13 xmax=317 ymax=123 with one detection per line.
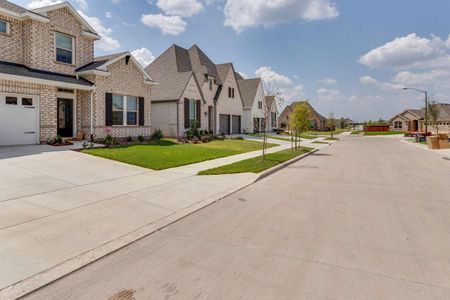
xmin=90 ymin=85 xmax=96 ymax=142
xmin=176 ymin=99 xmax=180 ymax=139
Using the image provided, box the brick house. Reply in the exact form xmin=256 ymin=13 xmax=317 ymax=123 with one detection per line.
xmin=390 ymin=104 xmax=450 ymax=134
xmin=145 ymin=44 xmax=244 ymax=137
xmin=278 ymin=101 xmax=327 ymax=131
xmin=0 ymin=1 xmax=154 ymax=146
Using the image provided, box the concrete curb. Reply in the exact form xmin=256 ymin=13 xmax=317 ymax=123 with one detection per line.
xmin=256 ymin=148 xmax=320 ymax=182
xmin=0 ymin=147 xmax=323 ymax=300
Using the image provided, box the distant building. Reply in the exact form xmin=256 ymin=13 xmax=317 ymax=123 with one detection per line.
xmin=390 ymin=103 xmax=450 ymax=133
xmin=278 ymin=101 xmax=327 ymax=131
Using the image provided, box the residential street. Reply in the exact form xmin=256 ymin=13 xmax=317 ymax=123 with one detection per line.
xmin=24 ymin=135 xmax=450 ymax=300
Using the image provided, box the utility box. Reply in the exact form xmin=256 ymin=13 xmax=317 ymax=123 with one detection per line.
xmin=427 ymin=136 xmax=440 ymax=149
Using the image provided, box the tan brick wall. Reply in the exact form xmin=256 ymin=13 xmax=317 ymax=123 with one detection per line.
xmin=0 ymin=80 xmax=57 ymax=141
xmin=0 ymin=7 xmax=94 ymax=74
xmin=24 ymin=8 xmax=94 ymax=75
xmin=80 ymin=58 xmax=152 ymax=139
xmin=0 ymin=16 xmax=24 ymax=64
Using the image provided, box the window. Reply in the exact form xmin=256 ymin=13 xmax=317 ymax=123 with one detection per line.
xmin=127 ymin=96 xmax=137 ymax=125
xmin=394 ymin=121 xmax=403 ymax=129
xmin=112 ymin=95 xmax=124 ymax=125
xmin=271 ymin=112 xmax=277 ymax=127
xmin=0 ymin=20 xmax=9 ymax=34
xmin=22 ymin=98 xmax=33 ymax=106
xmin=55 ymin=32 xmax=74 ymax=64
xmin=228 ymin=87 xmax=235 ymax=98
xmin=112 ymin=95 xmax=139 ymax=126
xmin=189 ymin=99 xmax=197 ymax=125
xmin=209 ymin=79 xmax=213 ymax=90
xmin=258 ymin=101 xmax=263 ymax=109
xmin=6 ymin=97 xmax=17 ymax=105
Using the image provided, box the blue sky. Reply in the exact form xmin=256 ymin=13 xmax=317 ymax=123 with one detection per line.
xmin=14 ymin=0 xmax=450 ymax=121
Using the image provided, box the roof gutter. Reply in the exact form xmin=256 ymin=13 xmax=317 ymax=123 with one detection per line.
xmin=0 ymin=73 xmax=94 ymax=91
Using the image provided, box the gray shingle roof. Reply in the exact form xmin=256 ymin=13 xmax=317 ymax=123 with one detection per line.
xmin=146 ymin=44 xmax=222 ymax=102
xmin=238 ymin=78 xmax=261 ymax=109
xmin=0 ymin=60 xmax=93 ymax=87
xmin=406 ymin=109 xmax=425 ymax=119
xmin=437 ymin=103 xmax=450 ymax=120
xmin=76 ymin=52 xmax=129 ymax=73
xmin=216 ymin=63 xmax=232 ymax=84
xmin=290 ymin=101 xmax=327 ymax=121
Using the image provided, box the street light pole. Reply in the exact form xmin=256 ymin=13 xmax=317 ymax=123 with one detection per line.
xmin=403 ymin=87 xmax=428 ymax=135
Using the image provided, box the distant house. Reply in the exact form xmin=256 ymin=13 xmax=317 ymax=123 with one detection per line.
xmin=237 ymin=77 xmax=265 ymax=133
xmin=145 ymin=44 xmax=244 ymax=137
xmin=278 ymin=101 xmax=327 ymax=131
xmin=265 ymin=95 xmax=279 ymax=132
xmin=390 ymin=104 xmax=450 ymax=133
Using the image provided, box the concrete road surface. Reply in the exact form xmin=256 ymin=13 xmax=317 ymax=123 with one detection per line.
xmin=24 ymin=136 xmax=450 ymax=300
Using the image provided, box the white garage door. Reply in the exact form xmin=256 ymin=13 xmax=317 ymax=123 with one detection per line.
xmin=0 ymin=94 xmax=39 ymax=146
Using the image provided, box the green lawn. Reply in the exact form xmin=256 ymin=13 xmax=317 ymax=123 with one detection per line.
xmin=198 ymin=147 xmax=313 ymax=175
xmin=312 ymin=141 xmax=329 ymax=144
xmin=82 ymin=139 xmax=277 ymax=170
xmin=364 ymin=131 xmax=405 ymax=136
xmin=324 ymin=137 xmax=338 ymax=141
xmin=306 ymin=129 xmax=346 ymax=136
xmin=280 ymin=132 xmax=317 ymax=139
xmin=351 ymin=130 xmax=363 ymax=134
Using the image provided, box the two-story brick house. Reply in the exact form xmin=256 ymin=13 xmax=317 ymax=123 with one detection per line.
xmin=0 ymin=1 xmax=154 ymax=146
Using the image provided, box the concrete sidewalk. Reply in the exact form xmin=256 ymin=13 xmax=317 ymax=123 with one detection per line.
xmin=0 ymin=138 xmax=332 ymax=298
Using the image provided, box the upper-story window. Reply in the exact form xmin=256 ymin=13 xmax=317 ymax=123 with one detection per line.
xmin=209 ymin=79 xmax=213 ymax=90
xmin=0 ymin=20 xmax=9 ymax=34
xmin=55 ymin=32 xmax=74 ymax=64
xmin=258 ymin=101 xmax=263 ymax=109
xmin=228 ymin=87 xmax=235 ymax=98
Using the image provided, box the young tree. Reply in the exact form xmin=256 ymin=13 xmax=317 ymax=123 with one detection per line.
xmin=427 ymin=101 xmax=441 ymax=135
xmin=290 ymin=103 xmax=311 ymax=150
xmin=327 ymin=112 xmax=335 ymax=138
xmin=261 ymin=79 xmax=284 ymax=160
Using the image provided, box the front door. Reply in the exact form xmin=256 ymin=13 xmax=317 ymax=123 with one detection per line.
xmin=57 ymin=98 xmax=73 ymax=137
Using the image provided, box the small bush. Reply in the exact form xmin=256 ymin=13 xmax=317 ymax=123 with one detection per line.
xmin=185 ymin=121 xmax=201 ymax=140
xmin=191 ymin=136 xmax=200 ymax=144
xmin=104 ymin=134 xmax=113 ymax=145
xmin=137 ymin=135 xmax=145 ymax=143
xmin=151 ymin=129 xmax=164 ymax=141
xmin=201 ymin=136 xmax=210 ymax=143
xmin=126 ymin=136 xmax=133 ymax=142
xmin=55 ymin=135 xmax=63 ymax=144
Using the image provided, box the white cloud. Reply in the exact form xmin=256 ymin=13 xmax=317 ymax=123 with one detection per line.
xmin=131 ymin=47 xmax=155 ymax=67
xmin=78 ymin=10 xmax=121 ymax=51
xmin=318 ymin=78 xmax=337 ymax=84
xmin=238 ymin=71 xmax=248 ymax=79
xmin=359 ymin=33 xmax=450 ymax=69
xmin=359 ymin=75 xmax=403 ymax=92
xmin=105 ymin=11 xmax=113 ymax=18
xmin=156 ymin=0 xmax=203 ymax=17
xmin=224 ymin=0 xmax=339 ymax=33
xmin=255 ymin=66 xmax=293 ymax=86
xmin=141 ymin=13 xmax=187 ymax=35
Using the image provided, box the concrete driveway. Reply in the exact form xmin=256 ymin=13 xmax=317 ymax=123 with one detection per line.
xmin=22 ymin=135 xmax=450 ymax=300
xmin=0 ymin=143 xmax=258 ymax=298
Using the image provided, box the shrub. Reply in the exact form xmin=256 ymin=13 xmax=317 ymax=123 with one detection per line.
xmin=201 ymin=136 xmax=210 ymax=143
xmin=191 ymin=136 xmax=200 ymax=144
xmin=151 ymin=129 xmax=164 ymax=141
xmin=104 ymin=134 xmax=113 ymax=145
xmin=137 ymin=135 xmax=145 ymax=143
xmin=185 ymin=121 xmax=201 ymax=140
xmin=55 ymin=135 xmax=63 ymax=144
xmin=126 ymin=136 xmax=133 ymax=142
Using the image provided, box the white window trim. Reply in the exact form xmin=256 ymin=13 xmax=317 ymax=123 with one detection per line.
xmin=0 ymin=20 xmax=10 ymax=34
xmin=54 ymin=32 xmax=75 ymax=65
xmin=112 ymin=95 xmax=139 ymax=126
